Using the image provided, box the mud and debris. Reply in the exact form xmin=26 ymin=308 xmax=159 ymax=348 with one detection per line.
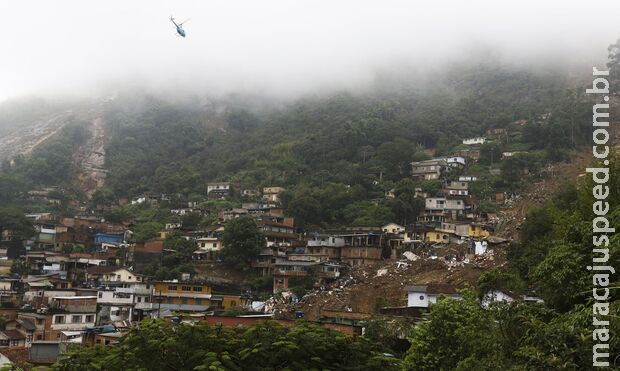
xmin=268 ymin=241 xmax=508 ymax=321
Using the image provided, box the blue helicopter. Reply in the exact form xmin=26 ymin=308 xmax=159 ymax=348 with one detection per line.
xmin=170 ymin=17 xmax=189 ymax=38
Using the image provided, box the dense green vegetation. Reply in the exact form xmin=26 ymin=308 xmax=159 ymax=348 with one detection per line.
xmin=53 ymin=320 xmax=398 ymax=371
xmin=221 ymin=216 xmax=266 ymax=270
xmin=0 ymin=122 xmax=89 ymax=212
xmin=88 ymin=60 xmax=594 ymax=228
xmin=401 ymin=152 xmax=619 ymax=370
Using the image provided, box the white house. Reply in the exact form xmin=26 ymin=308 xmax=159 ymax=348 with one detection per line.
xmin=196 ymin=237 xmax=222 ymax=252
xmin=207 ymin=183 xmax=230 ymax=193
xmin=94 ymin=268 xmax=145 ymax=284
xmin=459 ymin=176 xmax=478 ymax=182
xmin=463 ymin=137 xmax=487 ymax=146
xmin=97 ymin=283 xmax=154 ymax=322
xmin=382 ymin=223 xmax=405 ymax=235
xmin=407 ymin=284 xmax=463 ymax=308
xmin=446 ymin=156 xmax=466 ymax=168
xmin=462 ymin=137 xmax=486 ymax=145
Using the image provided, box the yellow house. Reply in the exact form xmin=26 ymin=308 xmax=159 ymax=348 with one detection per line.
xmin=152 ymin=281 xmax=249 ymax=312
xmin=454 ymin=223 xmax=491 ymax=238
xmin=425 ymin=230 xmax=453 ymax=243
xmin=469 ymin=224 xmax=490 ymax=238
xmin=214 ymin=294 xmax=251 ymax=310
xmin=153 ymin=281 xmax=213 ymax=312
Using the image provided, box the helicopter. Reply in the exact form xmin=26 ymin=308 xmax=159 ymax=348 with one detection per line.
xmin=170 ymin=17 xmax=189 ymax=38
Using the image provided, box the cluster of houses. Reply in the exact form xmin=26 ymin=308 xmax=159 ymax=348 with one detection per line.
xmin=0 ymin=262 xmax=251 ymax=366
xmin=0 ymin=138 xmax=525 ymax=366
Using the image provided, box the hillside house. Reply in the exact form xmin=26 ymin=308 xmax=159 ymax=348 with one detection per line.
xmin=443 ymin=181 xmax=469 ymax=196
xmin=273 ymin=260 xmax=341 ymax=292
xmin=152 ymin=281 xmax=213 ymax=313
xmin=338 ymin=231 xmax=384 ymax=266
xmin=262 ymin=187 xmax=286 ymax=204
xmin=193 ymin=237 xmax=223 ymax=261
xmin=206 ymin=183 xmax=230 ymax=200
xmin=458 ymin=176 xmax=478 ymax=182
xmin=445 ymin=156 xmax=466 ymax=168
xmin=424 ymin=197 xmax=465 ymax=219
xmin=410 ymin=159 xmax=446 ymax=180
xmin=151 ymin=281 xmax=248 ymax=313
xmin=97 ymin=282 xmax=153 ymax=323
xmin=258 ymin=220 xmax=296 ymax=248
xmin=220 ymin=208 xmax=248 ymax=222
xmin=382 ymin=223 xmax=405 ymax=235
xmin=406 ymin=284 xmax=463 ymax=308
xmin=462 ymin=137 xmax=486 ymax=145
xmin=305 ymin=235 xmax=344 ymax=260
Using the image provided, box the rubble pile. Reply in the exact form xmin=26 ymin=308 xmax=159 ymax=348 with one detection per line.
xmin=276 ymin=241 xmax=509 ymax=321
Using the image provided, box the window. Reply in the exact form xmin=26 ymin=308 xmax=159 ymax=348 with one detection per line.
xmin=168 ymin=285 xmax=177 ymax=291
xmin=72 ymin=315 xmax=82 ymax=323
xmin=181 ymin=286 xmax=192 ymax=291
xmin=128 ymin=276 xmax=132 ymax=280
xmin=213 ymin=243 xmax=217 ymax=248
xmin=137 ymin=296 xmax=142 ymax=302
xmin=192 ymin=287 xmax=203 ymax=292
xmin=181 ymin=298 xmax=188 ymax=305
xmin=98 ymin=292 xmax=103 ymax=298
xmin=54 ymin=316 xmax=65 ymax=324
xmin=37 ymin=319 xmax=44 ymax=325
xmin=419 ymin=295 xmax=425 ymax=300
xmin=195 ymin=298 xmax=202 ymax=305
xmin=85 ymin=315 xmax=94 ymax=323
xmin=37 ymin=335 xmax=43 ymax=340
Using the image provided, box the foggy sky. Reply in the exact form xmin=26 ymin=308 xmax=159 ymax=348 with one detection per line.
xmin=2 ymin=0 xmax=620 ymax=102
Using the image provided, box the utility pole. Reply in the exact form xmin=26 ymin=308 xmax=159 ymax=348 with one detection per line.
xmin=157 ymin=290 xmax=162 ymax=318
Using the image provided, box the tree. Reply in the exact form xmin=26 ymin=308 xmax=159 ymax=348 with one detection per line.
xmin=403 ymin=291 xmax=503 ymax=370
xmin=479 ymin=142 xmax=502 ymax=165
xmin=221 ymin=216 xmax=265 ymax=270
xmin=388 ymin=179 xmax=425 ymax=225
xmin=0 ymin=208 xmax=34 ymax=242
xmin=607 ymin=37 xmax=620 ymax=96
xmin=53 ymin=320 xmax=399 ymax=371
xmin=131 ymin=222 xmax=163 ymax=243
xmin=477 ymin=268 xmax=525 ymax=300
xmin=287 ymin=194 xmax=321 ymax=228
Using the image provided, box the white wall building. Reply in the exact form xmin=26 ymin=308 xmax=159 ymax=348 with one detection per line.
xmin=407 ymin=285 xmax=463 ymax=308
xmin=462 ymin=137 xmax=486 ymax=145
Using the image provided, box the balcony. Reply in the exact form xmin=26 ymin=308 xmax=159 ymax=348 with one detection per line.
xmin=115 ymin=287 xmax=153 ymax=295
xmin=134 ymin=302 xmax=154 ymax=310
xmin=273 ymin=269 xmax=307 ymax=277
